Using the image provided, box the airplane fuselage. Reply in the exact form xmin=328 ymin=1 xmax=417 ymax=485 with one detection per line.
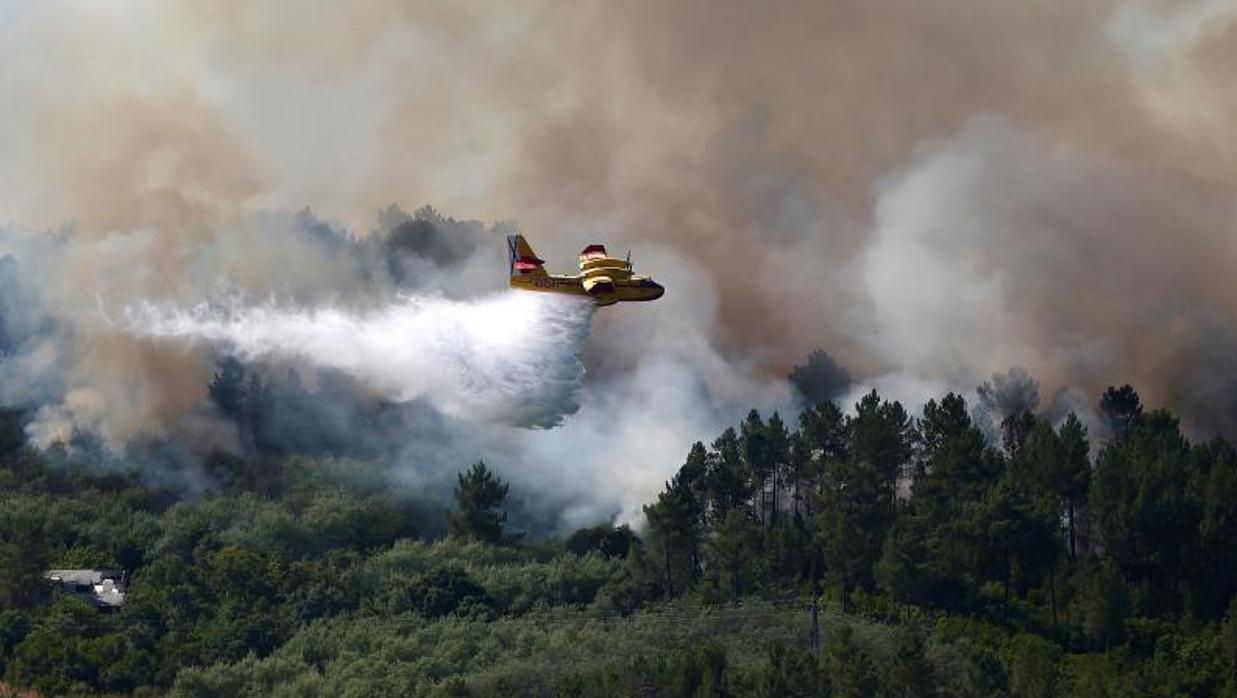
xmin=510 ymin=272 xmax=664 ymax=307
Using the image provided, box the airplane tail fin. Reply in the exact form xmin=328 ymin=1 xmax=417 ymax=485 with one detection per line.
xmin=507 ymin=234 xmax=548 ymax=279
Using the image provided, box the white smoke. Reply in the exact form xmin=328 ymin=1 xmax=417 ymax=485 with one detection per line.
xmin=125 ymin=292 xmax=595 ymax=428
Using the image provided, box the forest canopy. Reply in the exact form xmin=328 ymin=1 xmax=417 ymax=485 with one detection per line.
xmin=1 ymin=380 xmax=1235 ymax=696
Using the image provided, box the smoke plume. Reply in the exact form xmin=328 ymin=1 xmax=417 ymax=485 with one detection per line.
xmin=3 ymin=1 xmax=1237 ymax=526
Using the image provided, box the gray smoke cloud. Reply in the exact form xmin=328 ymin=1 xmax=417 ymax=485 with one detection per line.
xmin=2 ymin=1 xmax=1237 ymax=526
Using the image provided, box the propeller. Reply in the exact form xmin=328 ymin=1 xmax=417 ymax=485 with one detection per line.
xmin=625 ymin=250 xmax=632 ymax=271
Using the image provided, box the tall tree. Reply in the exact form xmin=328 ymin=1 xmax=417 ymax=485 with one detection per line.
xmin=706 ymin=509 xmax=762 ymax=604
xmin=787 ymin=431 xmax=812 ymax=523
xmin=799 ymin=401 xmax=849 ymax=463
xmin=978 ymin=481 xmax=1061 ymax=611
xmin=815 ymin=452 xmax=891 ymax=610
xmin=208 ymin=357 xmax=247 ymax=422
xmin=1015 ymin=419 xmax=1060 ymax=496
xmin=912 ymin=393 xmax=1003 ymax=610
xmin=799 ymin=401 xmax=849 ymax=521
xmin=1014 ymin=415 xmax=1091 ymax=561
xmin=1099 ymin=384 xmax=1142 ymax=444
xmin=849 ymin=390 xmax=914 ymax=501
xmin=915 ymin=393 xmax=998 ymax=517
xmin=644 ymin=473 xmax=699 ymax=599
xmin=676 ymin=444 xmax=710 ymax=578
xmin=765 ymin=412 xmax=791 ymax=526
xmin=877 ymin=509 xmax=929 ymax=610
xmin=448 ymin=461 xmax=509 ymax=543
xmin=705 ymin=428 xmax=751 ymax=521
xmin=1080 ymin=559 xmax=1129 ymax=651
xmin=1190 ymin=439 xmax=1237 ymax=617
xmin=1056 ymin=414 xmax=1091 ymax=559
xmin=740 ymin=410 xmax=773 ymax=525
xmin=1001 ymin=410 xmax=1037 ymax=459
xmin=243 ymin=373 xmax=273 ymax=455
xmin=1090 ymin=410 xmax=1195 ymax=612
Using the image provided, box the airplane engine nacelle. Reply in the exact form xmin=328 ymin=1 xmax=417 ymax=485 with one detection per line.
xmin=582 ymin=275 xmax=615 ymax=295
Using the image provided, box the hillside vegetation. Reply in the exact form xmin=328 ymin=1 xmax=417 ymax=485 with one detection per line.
xmin=1 ymin=384 xmax=1236 ymax=696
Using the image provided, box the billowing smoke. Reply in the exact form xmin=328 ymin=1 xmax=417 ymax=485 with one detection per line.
xmin=127 ymin=292 xmax=594 ymax=428
xmin=3 ymin=1 xmax=1237 ymax=526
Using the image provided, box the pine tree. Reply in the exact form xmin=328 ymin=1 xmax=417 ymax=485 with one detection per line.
xmin=766 ymin=412 xmax=791 ymax=527
xmin=706 ymin=508 xmax=762 ymax=604
xmin=449 ymin=461 xmax=509 ymax=543
xmin=787 ymin=431 xmax=812 ymax=523
xmin=1091 ymin=410 xmax=1194 ymax=599
xmin=849 ymin=390 xmax=914 ymax=501
xmin=208 ymin=357 xmax=247 ymax=421
xmin=1099 ymin=384 xmax=1142 ymax=444
xmin=815 ymin=452 xmax=891 ymax=610
xmin=741 ymin=410 xmax=773 ymax=525
xmin=645 ymin=480 xmax=697 ymax=599
xmin=706 ymin=427 xmax=752 ymax=522
xmin=799 ymin=401 xmax=848 ymax=521
xmin=676 ymin=444 xmax=709 ymax=578
xmin=1057 ymin=414 xmax=1091 ymax=559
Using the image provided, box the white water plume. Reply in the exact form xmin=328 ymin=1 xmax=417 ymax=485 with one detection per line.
xmin=126 ymin=292 xmax=595 ymax=428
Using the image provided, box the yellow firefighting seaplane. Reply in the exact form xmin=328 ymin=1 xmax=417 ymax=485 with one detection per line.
xmin=507 ymin=235 xmax=664 ymax=307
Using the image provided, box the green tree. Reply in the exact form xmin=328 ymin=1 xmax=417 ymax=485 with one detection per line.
xmin=887 ymin=630 xmax=938 ymax=698
xmin=916 ymin=394 xmax=999 ymax=512
xmin=816 ymin=452 xmax=891 ymax=610
xmin=910 ymin=393 xmax=1002 ymax=611
xmin=799 ymin=401 xmax=848 ymax=523
xmin=800 ymin=401 xmax=849 ymax=462
xmin=766 ymin=412 xmax=791 ymax=527
xmin=1221 ymin=597 xmax=1237 ymax=692
xmin=786 ymin=431 xmax=813 ymax=523
xmin=741 ymin=410 xmax=773 ymax=525
xmin=448 ymin=461 xmax=509 ymax=543
xmin=644 ymin=478 xmax=696 ymax=599
xmin=1001 ymin=410 xmax=1037 ymax=460
xmin=1090 ymin=410 xmax=1195 ymax=611
xmin=1080 ymin=560 xmax=1129 ymax=650
xmin=877 ymin=510 xmax=928 ymax=611
xmin=826 ymin=626 xmax=879 ymax=698
xmin=678 ymin=442 xmax=710 ymax=576
xmin=0 ymin=504 xmax=50 ymax=610
xmin=763 ymin=643 xmax=827 ymax=697
xmin=1057 ymin=414 xmax=1091 ymax=560
xmin=978 ymin=481 xmax=1061 ymax=611
xmin=1005 ymin=633 xmax=1062 ymax=698
xmin=706 ymin=509 xmax=762 ymax=604
xmin=208 ymin=357 xmax=247 ymax=421
xmin=1098 ymin=385 xmax=1142 ymax=444
xmin=706 ymin=427 xmax=752 ymax=522
xmin=850 ymin=390 xmax=914 ymax=500
xmin=644 ymin=449 xmax=709 ymax=595
xmin=1191 ymin=439 xmax=1237 ymax=617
